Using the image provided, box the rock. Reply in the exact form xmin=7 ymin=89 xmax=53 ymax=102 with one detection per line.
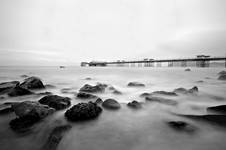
xmin=173 ymin=86 xmax=198 ymax=94
xmin=20 ymin=76 xmax=45 ymax=89
xmin=95 ymin=98 xmax=103 ymax=104
xmin=65 ymin=102 xmax=102 ymax=121
xmin=167 ymin=121 xmax=195 ymax=132
xmin=196 ymin=80 xmax=204 ymax=83
xmin=207 ymin=105 xmax=226 ymax=114
xmin=79 ymin=84 xmax=106 ymax=93
xmin=45 ymin=84 xmax=56 ymax=89
xmin=85 ymin=77 xmax=92 ymax=80
xmin=37 ymin=92 xmax=53 ymax=96
xmin=8 ymin=86 xmax=33 ymax=97
xmin=39 ymin=95 xmax=71 ymax=110
xmin=218 ymin=70 xmax=226 ymax=76
xmin=0 ymin=104 xmax=13 ymax=115
xmin=42 ymin=125 xmax=72 ymax=150
xmin=127 ymin=101 xmax=142 ymax=109
xmin=145 ymin=96 xmax=178 ymax=105
xmin=10 ymin=101 xmax=54 ymax=132
xmin=180 ymin=114 xmax=226 ymax=127
xmin=108 ymin=86 xmax=116 ymax=91
xmin=12 ymin=101 xmax=55 ymax=118
xmin=151 ymin=91 xmax=177 ymax=96
xmin=102 ymin=99 xmax=121 ymax=110
xmin=76 ymin=92 xmax=97 ymax=99
xmin=139 ymin=92 xmax=152 ymax=97
xmin=127 ymin=82 xmax=145 ymax=87
xmin=185 ymin=68 xmax=191 ymax=71
xmin=112 ymin=90 xmax=122 ymax=95
xmin=218 ymin=74 xmax=226 ymax=80
xmin=0 ymin=81 xmax=20 ymax=93
xmin=20 ymin=75 xmax=29 ymax=78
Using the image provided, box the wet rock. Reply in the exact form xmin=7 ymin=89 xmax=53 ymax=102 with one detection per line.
xmin=45 ymin=84 xmax=56 ymax=89
xmin=8 ymin=86 xmax=33 ymax=97
xmin=10 ymin=101 xmax=54 ymax=132
xmin=102 ymin=99 xmax=121 ymax=110
xmin=65 ymin=102 xmax=102 ymax=121
xmin=173 ymin=86 xmax=198 ymax=94
xmin=145 ymin=96 xmax=178 ymax=105
xmin=112 ymin=90 xmax=122 ymax=95
xmin=207 ymin=105 xmax=226 ymax=114
xmin=12 ymin=101 xmax=55 ymax=118
xmin=218 ymin=70 xmax=226 ymax=76
xmin=127 ymin=101 xmax=142 ymax=109
xmin=180 ymin=114 xmax=226 ymax=127
xmin=39 ymin=95 xmax=71 ymax=110
xmin=185 ymin=68 xmax=191 ymax=71
xmin=61 ymin=88 xmax=73 ymax=94
xmin=151 ymin=91 xmax=177 ymax=96
xmin=127 ymin=82 xmax=145 ymax=87
xmin=0 ymin=81 xmax=20 ymax=93
xmin=79 ymin=83 xmax=107 ymax=93
xmin=76 ymin=92 xmax=97 ymax=99
xmin=95 ymin=98 xmax=103 ymax=104
xmin=0 ymin=104 xmax=13 ymax=115
xmin=167 ymin=121 xmax=195 ymax=132
xmin=20 ymin=76 xmax=45 ymax=89
xmin=218 ymin=74 xmax=226 ymax=80
xmin=42 ymin=125 xmax=72 ymax=150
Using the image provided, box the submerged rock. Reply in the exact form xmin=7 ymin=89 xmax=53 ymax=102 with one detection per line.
xmin=10 ymin=101 xmax=54 ymax=132
xmin=207 ymin=105 xmax=226 ymax=114
xmin=180 ymin=114 xmax=226 ymax=127
xmin=173 ymin=86 xmax=198 ymax=94
xmin=65 ymin=102 xmax=102 ymax=121
xmin=151 ymin=91 xmax=177 ymax=96
xmin=39 ymin=95 xmax=71 ymax=110
xmin=37 ymin=92 xmax=53 ymax=96
xmin=108 ymin=86 xmax=122 ymax=95
xmin=218 ymin=74 xmax=226 ymax=80
xmin=20 ymin=75 xmax=29 ymax=78
xmin=79 ymin=84 xmax=106 ymax=93
xmin=0 ymin=81 xmax=20 ymax=94
xmin=218 ymin=70 xmax=226 ymax=76
xmin=145 ymin=96 xmax=178 ymax=105
xmin=127 ymin=82 xmax=145 ymax=87
xmin=139 ymin=92 xmax=152 ymax=97
xmin=8 ymin=86 xmax=33 ymax=97
xmin=102 ymin=99 xmax=121 ymax=110
xmin=42 ymin=125 xmax=72 ymax=150
xmin=127 ymin=101 xmax=142 ymax=109
xmin=167 ymin=121 xmax=195 ymax=132
xmin=20 ymin=76 xmax=45 ymax=89
xmin=76 ymin=92 xmax=97 ymax=99
xmin=0 ymin=104 xmax=13 ymax=115
xmin=45 ymin=84 xmax=56 ymax=89
xmin=185 ymin=68 xmax=191 ymax=71
xmin=85 ymin=77 xmax=92 ymax=80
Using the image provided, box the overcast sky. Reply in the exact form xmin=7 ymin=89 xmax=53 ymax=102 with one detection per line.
xmin=0 ymin=0 xmax=226 ymax=65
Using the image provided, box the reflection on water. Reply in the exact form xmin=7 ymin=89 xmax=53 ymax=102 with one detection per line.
xmin=0 ymin=66 xmax=226 ymax=150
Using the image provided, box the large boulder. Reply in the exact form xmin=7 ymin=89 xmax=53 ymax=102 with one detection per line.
xmin=127 ymin=101 xmax=142 ymax=109
xmin=145 ymin=96 xmax=178 ymax=105
xmin=39 ymin=95 xmax=71 ymax=110
xmin=76 ymin=92 xmax=98 ymax=99
xmin=20 ymin=76 xmax=45 ymax=89
xmin=8 ymin=86 xmax=33 ymax=97
xmin=79 ymin=83 xmax=107 ymax=93
xmin=10 ymin=101 xmax=54 ymax=132
xmin=42 ymin=125 xmax=72 ymax=150
xmin=127 ymin=82 xmax=145 ymax=87
xmin=151 ymin=91 xmax=177 ymax=96
xmin=218 ymin=74 xmax=226 ymax=80
xmin=207 ymin=105 xmax=226 ymax=114
xmin=65 ymin=102 xmax=102 ymax=121
xmin=102 ymin=99 xmax=121 ymax=110
xmin=0 ymin=81 xmax=19 ymax=93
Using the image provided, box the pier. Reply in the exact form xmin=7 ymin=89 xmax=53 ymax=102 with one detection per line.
xmin=81 ymin=55 xmax=226 ymax=68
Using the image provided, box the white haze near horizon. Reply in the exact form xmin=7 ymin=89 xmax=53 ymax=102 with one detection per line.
xmin=0 ymin=0 xmax=226 ymax=66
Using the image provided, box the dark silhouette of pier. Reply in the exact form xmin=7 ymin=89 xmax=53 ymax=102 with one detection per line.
xmin=81 ymin=55 xmax=226 ymax=67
